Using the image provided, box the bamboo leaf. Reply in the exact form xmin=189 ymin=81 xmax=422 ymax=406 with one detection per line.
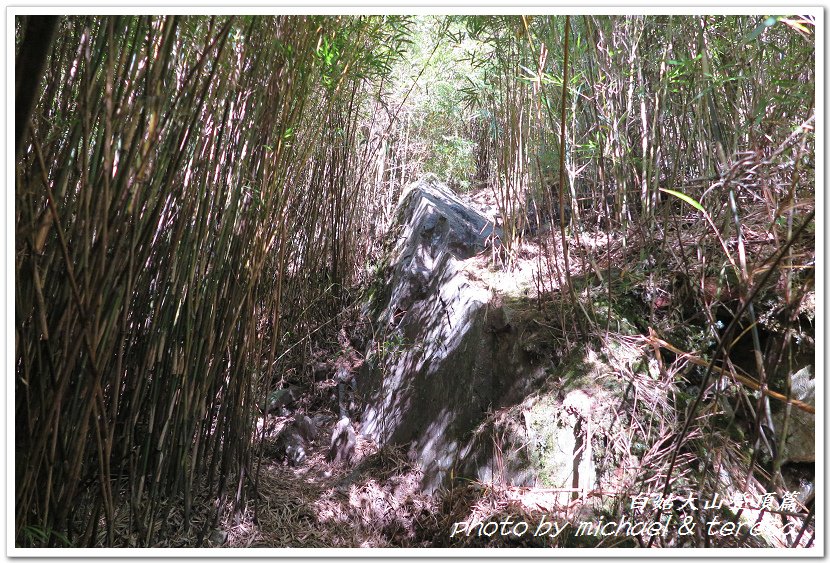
xmin=659 ymin=188 xmax=705 ymax=212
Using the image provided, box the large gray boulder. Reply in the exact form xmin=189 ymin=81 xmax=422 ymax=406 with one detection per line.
xmin=355 ymin=177 xmax=659 ymax=499
xmin=357 ymin=177 xmax=545 ymax=490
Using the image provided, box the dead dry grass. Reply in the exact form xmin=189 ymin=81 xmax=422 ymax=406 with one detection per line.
xmin=222 ymin=427 xmax=441 ymax=548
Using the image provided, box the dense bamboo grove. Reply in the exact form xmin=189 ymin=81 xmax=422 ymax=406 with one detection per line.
xmin=15 ymin=14 xmax=814 ymax=547
xmin=15 ymin=15 xmax=412 ymax=546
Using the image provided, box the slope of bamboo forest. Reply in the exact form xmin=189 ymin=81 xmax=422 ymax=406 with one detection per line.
xmin=14 ymin=14 xmax=816 ymax=549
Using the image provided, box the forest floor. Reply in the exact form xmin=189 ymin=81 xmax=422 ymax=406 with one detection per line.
xmin=222 ymin=413 xmax=609 ymax=548
xmin=210 ymin=185 xmax=815 ymax=549
xmin=216 ymin=203 xmax=598 ymax=547
xmin=225 ymin=417 xmax=440 ymax=548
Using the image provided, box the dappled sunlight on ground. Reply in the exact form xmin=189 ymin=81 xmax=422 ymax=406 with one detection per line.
xmin=226 ymin=420 xmax=442 ymax=547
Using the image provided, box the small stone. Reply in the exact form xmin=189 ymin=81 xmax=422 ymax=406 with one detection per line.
xmin=293 ymin=414 xmax=317 ymax=442
xmin=275 ymin=427 xmax=308 ymax=466
xmin=210 ymin=529 xmax=228 ymax=545
xmin=328 ymin=417 xmax=356 ymax=465
xmin=263 ymin=384 xmax=304 ymax=415
xmin=773 ymin=366 xmax=815 ymax=463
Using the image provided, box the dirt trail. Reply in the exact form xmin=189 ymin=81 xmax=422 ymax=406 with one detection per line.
xmin=224 ymin=416 xmax=439 ymax=548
